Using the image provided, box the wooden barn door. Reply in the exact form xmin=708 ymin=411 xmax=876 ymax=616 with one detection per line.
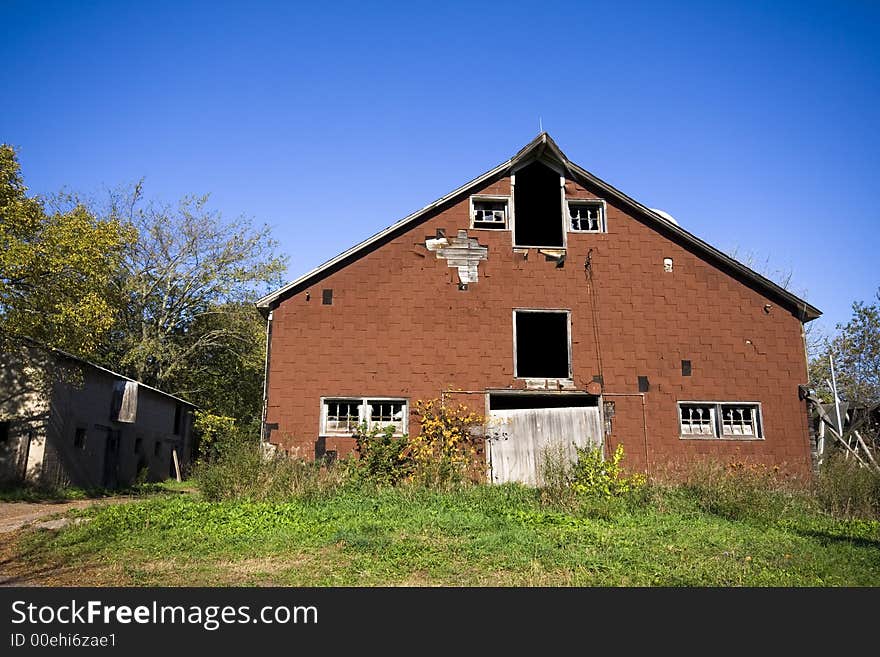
xmin=487 ymin=406 xmax=603 ymax=485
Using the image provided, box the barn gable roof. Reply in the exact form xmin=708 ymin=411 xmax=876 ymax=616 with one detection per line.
xmin=257 ymin=133 xmax=821 ymax=321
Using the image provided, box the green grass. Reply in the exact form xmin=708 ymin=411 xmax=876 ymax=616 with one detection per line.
xmin=7 ymin=483 xmax=879 ymax=586
xmin=0 ymin=478 xmax=189 ymax=502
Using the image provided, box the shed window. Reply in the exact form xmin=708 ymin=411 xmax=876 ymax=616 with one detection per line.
xmin=514 ymin=310 xmax=571 ymax=379
xmin=74 ymin=427 xmax=87 ymax=449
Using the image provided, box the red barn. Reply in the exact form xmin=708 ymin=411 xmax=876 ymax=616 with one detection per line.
xmin=256 ymin=133 xmax=821 ymax=482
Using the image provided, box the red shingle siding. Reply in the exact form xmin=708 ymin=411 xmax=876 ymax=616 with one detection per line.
xmin=266 ymin=173 xmax=812 ymax=477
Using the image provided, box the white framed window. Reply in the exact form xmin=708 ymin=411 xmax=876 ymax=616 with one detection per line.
xmin=567 ymin=199 xmax=606 ymax=233
xmin=470 ymin=195 xmax=509 ymax=230
xmin=513 ymin=309 xmax=572 ymax=380
xmin=678 ymin=402 xmax=763 ymax=439
xmin=320 ymin=397 xmax=408 ymax=436
xmin=679 ymin=403 xmax=716 ymax=436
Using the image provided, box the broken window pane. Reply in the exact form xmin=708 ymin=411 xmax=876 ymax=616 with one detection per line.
xmin=322 ymin=398 xmax=408 ymax=435
xmin=678 ymin=402 xmax=762 ymax=438
xmin=324 ymin=400 xmax=362 ymax=434
xmin=472 ymin=199 xmax=508 ymax=229
xmin=368 ymin=400 xmax=406 ymax=434
xmin=679 ymin=404 xmax=716 ymax=436
xmin=568 ymin=201 xmax=604 ymax=232
xmin=721 ymin=404 xmax=757 ymax=436
xmin=513 ymin=161 xmax=564 ymax=247
xmin=514 ymin=311 xmax=570 ymax=378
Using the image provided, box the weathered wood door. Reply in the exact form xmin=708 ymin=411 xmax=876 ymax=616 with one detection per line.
xmin=487 ymin=406 xmax=603 ymax=485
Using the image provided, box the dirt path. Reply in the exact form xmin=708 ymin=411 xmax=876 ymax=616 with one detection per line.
xmin=0 ymin=497 xmax=137 ymax=533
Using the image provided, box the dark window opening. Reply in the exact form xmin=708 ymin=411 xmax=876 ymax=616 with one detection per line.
xmin=489 ymin=394 xmax=596 ymax=410
xmin=154 ymin=441 xmax=162 ymax=457
xmin=0 ymin=421 xmax=9 ymax=445
xmin=638 ymin=376 xmax=650 ymax=392
xmin=514 ymin=311 xmax=570 ymax=378
xmin=513 ymin=161 xmax=564 ymax=247
xmin=681 ymin=360 xmax=692 ymax=376
xmin=135 ymin=437 xmax=143 ymax=453
xmin=74 ymin=428 xmax=86 ymax=449
xmin=173 ymin=404 xmax=182 ymax=435
xmin=322 ymin=289 xmax=333 ymax=305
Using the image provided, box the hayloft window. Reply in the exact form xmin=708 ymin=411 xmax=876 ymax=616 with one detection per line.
xmin=74 ymin=427 xmax=86 ymax=449
xmin=512 ymin=161 xmax=565 ymax=248
xmin=568 ymin=200 xmax=605 ymax=233
xmin=321 ymin=398 xmax=409 ymax=435
xmin=470 ymin=196 xmax=509 ymax=230
xmin=513 ymin=310 xmax=571 ymax=379
xmin=679 ymin=402 xmax=763 ymax=439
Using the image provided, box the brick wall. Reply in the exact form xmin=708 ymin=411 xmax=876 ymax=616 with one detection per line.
xmin=265 ymin=171 xmax=813 ymax=478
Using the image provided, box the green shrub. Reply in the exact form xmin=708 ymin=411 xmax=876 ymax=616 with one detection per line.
xmin=815 ymin=455 xmax=880 ymax=519
xmin=675 ymin=460 xmax=800 ymax=522
xmin=571 ymin=444 xmax=646 ymax=500
xmin=350 ymin=424 xmax=411 ymax=487
xmin=193 ymin=440 xmax=347 ymax=502
xmin=538 ymin=444 xmax=576 ymax=507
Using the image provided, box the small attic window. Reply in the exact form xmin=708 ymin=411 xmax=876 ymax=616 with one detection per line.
xmin=568 ymin=200 xmax=605 ymax=233
xmin=470 ymin=196 xmax=509 ymax=230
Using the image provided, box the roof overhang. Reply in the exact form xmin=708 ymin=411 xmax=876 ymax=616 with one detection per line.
xmin=256 ymin=133 xmax=821 ymax=322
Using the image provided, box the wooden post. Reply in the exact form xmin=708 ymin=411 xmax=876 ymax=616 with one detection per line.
xmin=172 ymin=448 xmax=181 ymax=482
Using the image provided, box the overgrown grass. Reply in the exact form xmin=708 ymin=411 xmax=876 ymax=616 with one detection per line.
xmin=5 ymin=477 xmax=879 ymax=586
xmin=4 ymin=446 xmax=879 ymax=586
xmin=0 ymin=479 xmax=184 ymax=502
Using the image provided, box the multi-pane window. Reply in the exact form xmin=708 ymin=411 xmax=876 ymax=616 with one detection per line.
xmin=324 ymin=400 xmax=361 ymax=434
xmin=471 ymin=197 xmax=509 ymax=229
xmin=679 ymin=404 xmax=716 ymax=436
xmin=721 ymin=405 xmax=759 ymax=437
xmin=321 ymin=398 xmax=408 ymax=435
xmin=369 ymin=401 xmax=407 ymax=434
xmin=568 ymin=200 xmax=605 ymax=232
xmin=678 ymin=402 xmax=763 ymax=439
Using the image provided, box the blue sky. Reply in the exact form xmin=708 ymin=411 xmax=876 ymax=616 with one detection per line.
xmin=2 ymin=0 xmax=878 ymax=338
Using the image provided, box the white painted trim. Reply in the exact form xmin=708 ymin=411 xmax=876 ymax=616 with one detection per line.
xmin=319 ymin=396 xmax=409 ymax=437
xmin=469 ymin=194 xmax=511 ymax=230
xmin=566 ymin=198 xmax=608 ymax=234
xmin=677 ymin=400 xmax=765 ymax=440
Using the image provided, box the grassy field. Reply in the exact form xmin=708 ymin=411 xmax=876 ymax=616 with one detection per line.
xmin=2 ymin=483 xmax=878 ymax=586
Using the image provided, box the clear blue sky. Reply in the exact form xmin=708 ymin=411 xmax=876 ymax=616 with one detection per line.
xmin=2 ymin=0 xmax=878 ymax=338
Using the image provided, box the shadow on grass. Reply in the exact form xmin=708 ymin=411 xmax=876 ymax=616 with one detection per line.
xmin=794 ymin=528 xmax=880 ymax=550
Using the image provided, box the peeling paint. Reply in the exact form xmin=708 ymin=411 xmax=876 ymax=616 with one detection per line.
xmin=426 ymin=229 xmax=488 ymax=285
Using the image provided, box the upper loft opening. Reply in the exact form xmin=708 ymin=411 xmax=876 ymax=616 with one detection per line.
xmin=513 ymin=160 xmax=564 ymax=248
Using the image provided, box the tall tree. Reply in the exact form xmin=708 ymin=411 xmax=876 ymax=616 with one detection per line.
xmin=99 ymin=184 xmax=287 ymax=418
xmin=810 ymin=288 xmax=880 ymax=406
xmin=0 ymin=144 xmax=134 ymax=356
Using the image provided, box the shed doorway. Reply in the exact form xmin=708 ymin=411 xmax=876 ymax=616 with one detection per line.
xmin=486 ymin=393 xmax=602 ymax=485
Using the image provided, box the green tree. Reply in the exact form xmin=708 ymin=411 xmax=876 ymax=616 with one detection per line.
xmin=98 ymin=184 xmax=287 ymax=419
xmin=810 ymin=288 xmax=880 ymax=454
xmin=0 ymin=144 xmax=134 ymax=356
xmin=810 ymin=288 xmax=880 ymax=406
